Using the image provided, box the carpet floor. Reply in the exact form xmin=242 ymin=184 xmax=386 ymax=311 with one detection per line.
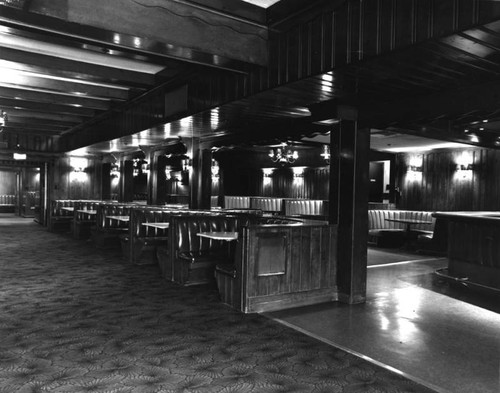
xmin=0 ymin=217 xmax=437 ymax=393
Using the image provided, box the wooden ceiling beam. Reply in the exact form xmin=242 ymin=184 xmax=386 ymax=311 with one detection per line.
xmin=0 ymin=98 xmax=96 ymax=117
xmin=0 ymin=3 xmax=267 ymax=71
xmin=0 ymin=46 xmax=158 ymax=88
xmin=0 ymin=86 xmax=111 ymax=111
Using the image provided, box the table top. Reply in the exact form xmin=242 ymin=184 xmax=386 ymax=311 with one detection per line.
xmin=106 ymin=215 xmax=130 ymax=222
xmin=385 ymin=218 xmax=432 ymax=225
xmin=77 ymin=209 xmax=96 ymax=215
xmin=197 ymin=231 xmax=238 ymax=241
xmin=142 ymin=222 xmax=170 ymax=229
xmin=61 ymin=207 xmax=74 ymax=212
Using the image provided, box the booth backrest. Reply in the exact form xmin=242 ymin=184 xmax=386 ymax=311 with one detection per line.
xmin=129 ymin=208 xmax=181 ymax=238
xmin=368 ymin=210 xmax=435 ymax=231
xmin=0 ymin=195 xmax=15 ymax=205
xmin=95 ymin=203 xmax=135 ymax=230
xmin=284 ymin=199 xmax=328 ymax=217
xmin=172 ymin=214 xmax=242 ymax=256
xmin=224 ymin=196 xmax=250 ymax=209
xmin=50 ymin=200 xmax=78 ymax=216
xmin=73 ymin=200 xmax=101 ymax=221
xmin=250 ymin=197 xmax=283 ymax=213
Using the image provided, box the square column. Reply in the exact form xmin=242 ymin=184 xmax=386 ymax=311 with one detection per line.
xmin=329 ymin=115 xmax=370 ymax=304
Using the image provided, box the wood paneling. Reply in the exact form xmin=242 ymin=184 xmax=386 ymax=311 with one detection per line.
xmin=242 ymin=223 xmax=337 ymax=313
xmin=0 ymin=170 xmax=16 ymax=195
xmin=396 ymin=147 xmax=500 ymax=211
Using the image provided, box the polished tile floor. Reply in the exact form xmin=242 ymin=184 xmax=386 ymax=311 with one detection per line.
xmin=267 ymin=256 xmax=500 ymax=393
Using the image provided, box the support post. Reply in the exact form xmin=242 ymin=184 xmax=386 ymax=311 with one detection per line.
xmin=190 ymin=140 xmax=212 ymax=209
xmin=329 ymin=108 xmax=369 ymax=304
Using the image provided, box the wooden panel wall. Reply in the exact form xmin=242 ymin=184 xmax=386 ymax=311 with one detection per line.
xmin=0 ymin=170 xmax=16 ymax=194
xmin=396 ymin=147 xmax=500 ymax=211
xmin=50 ymin=157 xmax=103 ymax=200
xmin=223 ymin=166 xmax=330 ymax=200
xmin=268 ymin=0 xmax=500 ymax=89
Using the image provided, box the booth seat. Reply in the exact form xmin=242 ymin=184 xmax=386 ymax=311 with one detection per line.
xmin=284 ymin=199 xmax=328 ymax=220
xmin=224 ymin=196 xmax=250 ymax=209
xmin=159 ymin=213 xmax=243 ymax=286
xmin=72 ymin=200 xmax=101 ymax=239
xmin=121 ymin=207 xmax=182 ymax=265
xmin=0 ymin=194 xmax=15 ymax=213
xmin=249 ymin=197 xmax=283 ymax=215
xmin=91 ymin=203 xmax=135 ymax=248
xmin=368 ymin=209 xmax=435 ymax=247
xmin=48 ymin=200 xmax=78 ymax=232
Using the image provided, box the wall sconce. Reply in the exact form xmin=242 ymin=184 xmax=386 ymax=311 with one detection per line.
xmin=70 ymin=157 xmax=88 ymax=173
xmin=320 ymin=145 xmax=330 ymax=164
xmin=455 ymin=151 xmax=474 ymax=180
xmin=456 ymin=151 xmax=474 ymax=171
xmin=110 ymin=164 xmax=120 ymax=179
xmin=182 ymin=157 xmax=191 ymax=172
xmin=262 ymin=168 xmax=274 ymax=178
xmin=0 ymin=109 xmax=7 ymax=132
xmin=133 ymin=158 xmax=148 ymax=177
xmin=211 ymin=159 xmax=219 ymax=179
xmin=408 ymin=155 xmax=423 ymax=172
xmin=292 ymin=167 xmax=305 ymax=178
xmin=407 ymin=155 xmax=423 ymax=182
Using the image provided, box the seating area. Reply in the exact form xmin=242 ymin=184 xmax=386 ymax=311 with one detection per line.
xmin=224 ymin=196 xmax=328 ymax=219
xmin=0 ymin=195 xmax=15 ymax=213
xmin=368 ymin=209 xmax=435 ymax=248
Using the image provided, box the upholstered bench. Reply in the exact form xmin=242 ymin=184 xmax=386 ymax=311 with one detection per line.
xmin=250 ymin=197 xmax=283 ymax=215
xmin=48 ymin=200 xmax=77 ymax=232
xmin=0 ymin=195 xmax=15 ymax=213
xmin=161 ymin=214 xmax=242 ymax=286
xmin=224 ymin=196 xmax=250 ymax=209
xmin=368 ymin=210 xmax=435 ymax=248
xmin=284 ymin=199 xmax=328 ymax=220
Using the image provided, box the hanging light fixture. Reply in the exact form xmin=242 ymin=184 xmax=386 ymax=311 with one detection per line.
xmin=268 ymin=142 xmax=298 ymax=164
xmin=320 ymin=144 xmax=330 ymax=164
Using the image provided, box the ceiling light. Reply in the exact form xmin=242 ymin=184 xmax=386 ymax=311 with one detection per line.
xmin=13 ymin=153 xmax=26 ymax=160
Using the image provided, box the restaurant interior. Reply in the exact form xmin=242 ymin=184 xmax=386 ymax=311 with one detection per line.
xmin=0 ymin=1 xmax=499 ymax=392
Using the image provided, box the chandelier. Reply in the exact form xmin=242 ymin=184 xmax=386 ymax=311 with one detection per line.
xmin=268 ymin=143 xmax=298 ymax=164
xmin=0 ymin=109 xmax=7 ymax=132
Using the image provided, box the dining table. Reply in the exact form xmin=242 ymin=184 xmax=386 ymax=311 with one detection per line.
xmin=141 ymin=222 xmax=170 ymax=229
xmin=106 ymin=215 xmax=130 ymax=222
xmin=197 ymin=231 xmax=238 ymax=258
xmin=384 ymin=218 xmax=433 ymax=248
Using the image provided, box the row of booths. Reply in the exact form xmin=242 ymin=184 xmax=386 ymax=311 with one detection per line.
xmin=47 ymin=196 xmax=336 ymax=314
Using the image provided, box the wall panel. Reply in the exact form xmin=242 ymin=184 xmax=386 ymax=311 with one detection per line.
xmin=397 ymin=147 xmax=500 ymax=211
xmin=0 ymin=170 xmax=16 ymax=195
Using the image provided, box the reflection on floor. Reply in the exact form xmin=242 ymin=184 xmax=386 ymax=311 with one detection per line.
xmin=266 ymin=249 xmax=500 ymax=393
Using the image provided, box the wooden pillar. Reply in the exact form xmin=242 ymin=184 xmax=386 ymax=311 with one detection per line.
xmin=119 ymin=159 xmax=134 ymax=202
xmin=146 ymin=151 xmax=168 ymax=206
xmin=190 ymin=140 xmax=212 ymax=210
xmin=101 ymin=162 xmax=111 ymax=200
xmin=329 ymin=108 xmax=370 ymax=304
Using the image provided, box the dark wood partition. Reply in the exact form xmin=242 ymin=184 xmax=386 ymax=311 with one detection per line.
xmin=434 ymin=212 xmax=500 ymax=293
xmin=239 ymin=223 xmax=337 ymax=313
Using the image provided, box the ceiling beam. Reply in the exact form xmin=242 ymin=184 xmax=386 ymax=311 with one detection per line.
xmin=0 ymin=86 xmax=111 ymax=110
xmin=0 ymin=3 xmax=267 ymax=71
xmin=0 ymin=46 xmax=158 ymax=87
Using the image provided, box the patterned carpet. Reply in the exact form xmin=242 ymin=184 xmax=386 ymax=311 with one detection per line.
xmin=0 ymin=216 xmax=437 ymax=393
